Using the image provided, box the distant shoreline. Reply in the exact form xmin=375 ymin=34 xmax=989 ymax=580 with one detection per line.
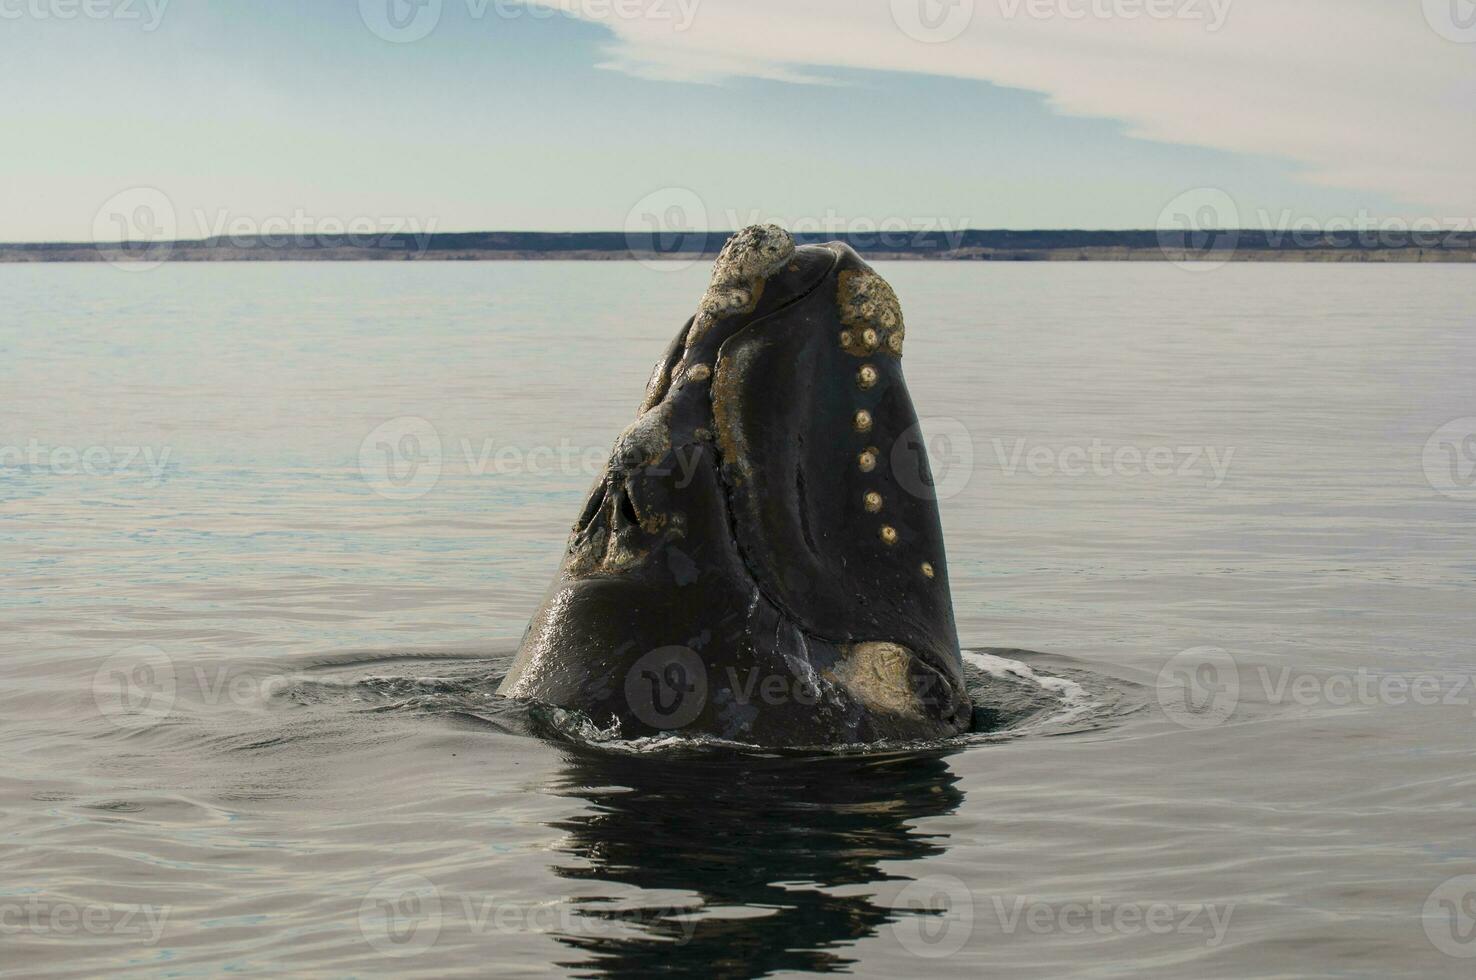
xmin=3 ymin=230 xmax=1474 ymax=263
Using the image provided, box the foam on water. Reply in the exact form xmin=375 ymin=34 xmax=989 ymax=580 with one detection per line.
xmin=263 ymin=645 xmax=1121 ymax=757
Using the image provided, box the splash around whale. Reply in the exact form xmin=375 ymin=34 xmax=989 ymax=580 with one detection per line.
xmin=497 ymin=225 xmax=974 ymax=747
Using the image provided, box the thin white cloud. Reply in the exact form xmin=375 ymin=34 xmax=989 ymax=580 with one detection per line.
xmin=535 ymin=0 xmax=1476 ymax=215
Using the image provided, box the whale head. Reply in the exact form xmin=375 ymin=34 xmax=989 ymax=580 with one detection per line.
xmin=498 ymin=225 xmax=972 ymax=746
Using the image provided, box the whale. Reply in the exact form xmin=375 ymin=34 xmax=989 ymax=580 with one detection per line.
xmin=497 ymin=225 xmax=973 ymax=746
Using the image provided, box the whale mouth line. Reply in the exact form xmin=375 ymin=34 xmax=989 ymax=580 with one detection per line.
xmin=589 ymin=241 xmax=840 ymax=615
xmin=701 ymin=244 xmax=845 ymax=647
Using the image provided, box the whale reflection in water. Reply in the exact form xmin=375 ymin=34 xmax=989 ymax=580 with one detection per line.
xmin=539 ymin=749 xmax=967 ymax=976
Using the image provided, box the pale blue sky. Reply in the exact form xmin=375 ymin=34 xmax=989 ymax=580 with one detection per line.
xmin=3 ymin=0 xmax=1471 ymax=242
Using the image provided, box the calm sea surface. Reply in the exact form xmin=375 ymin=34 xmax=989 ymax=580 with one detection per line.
xmin=2 ymin=260 xmax=1474 ymax=977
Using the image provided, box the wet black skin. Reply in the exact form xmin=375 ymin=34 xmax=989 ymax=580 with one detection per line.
xmin=497 ymin=230 xmax=972 ymax=747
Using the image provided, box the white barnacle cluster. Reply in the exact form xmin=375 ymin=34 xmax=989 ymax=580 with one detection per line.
xmin=835 ymin=268 xmax=905 ymax=358
xmin=640 ymin=225 xmax=795 ymax=416
xmin=684 ymin=224 xmax=796 ymax=348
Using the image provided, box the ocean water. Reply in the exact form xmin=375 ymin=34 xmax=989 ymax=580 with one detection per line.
xmin=2 ymin=260 xmax=1474 ymax=977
